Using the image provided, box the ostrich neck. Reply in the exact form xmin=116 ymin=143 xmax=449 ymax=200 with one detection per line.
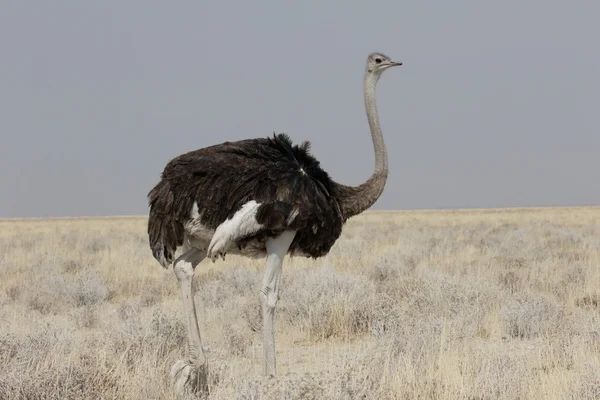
xmin=336 ymin=73 xmax=389 ymax=220
xmin=364 ymin=74 xmax=388 ymax=174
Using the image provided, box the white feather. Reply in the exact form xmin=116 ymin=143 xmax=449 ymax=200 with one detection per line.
xmin=224 ymin=200 xmax=263 ymax=238
xmin=286 ymin=207 xmax=299 ymax=225
xmin=190 ymin=202 xmax=200 ymax=219
xmin=207 ymin=200 xmax=264 ymax=259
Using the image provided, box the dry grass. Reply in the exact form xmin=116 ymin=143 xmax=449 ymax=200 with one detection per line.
xmin=1 ymin=208 xmax=599 ymax=399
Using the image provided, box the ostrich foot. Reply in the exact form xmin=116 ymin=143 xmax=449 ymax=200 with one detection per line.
xmin=171 ymin=360 xmax=209 ymax=399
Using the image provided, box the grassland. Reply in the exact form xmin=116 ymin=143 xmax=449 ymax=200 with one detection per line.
xmin=0 ymin=208 xmax=599 ymax=399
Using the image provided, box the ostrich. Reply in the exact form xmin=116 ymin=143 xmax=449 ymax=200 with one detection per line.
xmin=147 ymin=52 xmax=401 ymax=395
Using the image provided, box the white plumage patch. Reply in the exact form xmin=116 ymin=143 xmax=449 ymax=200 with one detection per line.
xmin=207 ymin=200 xmax=264 ymax=260
xmin=225 ymin=200 xmax=264 ymax=238
xmin=190 ymin=202 xmax=200 ymax=219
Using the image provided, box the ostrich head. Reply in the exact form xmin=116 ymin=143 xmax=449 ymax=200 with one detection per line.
xmin=366 ymin=52 xmax=402 ymax=78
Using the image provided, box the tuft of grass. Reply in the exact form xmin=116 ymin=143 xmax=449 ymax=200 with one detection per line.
xmin=500 ymin=293 xmax=567 ymax=339
xmin=279 ymin=266 xmax=382 ymax=340
xmin=74 ymin=305 xmax=99 ymax=329
xmin=26 ymin=266 xmax=109 ymax=314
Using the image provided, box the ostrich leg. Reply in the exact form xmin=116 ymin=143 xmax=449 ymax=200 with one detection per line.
xmin=261 ymin=230 xmax=296 ymax=376
xmin=171 ymin=247 xmax=208 ymax=397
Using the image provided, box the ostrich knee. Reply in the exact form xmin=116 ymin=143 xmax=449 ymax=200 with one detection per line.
xmin=260 ymin=285 xmax=279 ymax=311
xmin=173 ymin=259 xmax=194 ymax=282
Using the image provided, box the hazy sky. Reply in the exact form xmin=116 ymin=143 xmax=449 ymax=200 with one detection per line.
xmin=1 ymin=1 xmax=598 ymax=218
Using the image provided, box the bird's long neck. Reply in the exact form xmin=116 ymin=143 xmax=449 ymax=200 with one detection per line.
xmin=337 ymin=73 xmax=388 ymax=220
xmin=364 ymin=73 xmax=388 ymax=175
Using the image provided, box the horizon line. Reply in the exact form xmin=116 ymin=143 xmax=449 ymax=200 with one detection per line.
xmin=1 ymin=205 xmax=598 ymax=222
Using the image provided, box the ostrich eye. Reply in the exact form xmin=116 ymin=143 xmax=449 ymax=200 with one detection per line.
xmin=375 ymin=58 xmax=382 ymax=64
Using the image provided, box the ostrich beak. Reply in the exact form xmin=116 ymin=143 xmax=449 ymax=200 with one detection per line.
xmin=381 ymin=61 xmax=402 ymax=70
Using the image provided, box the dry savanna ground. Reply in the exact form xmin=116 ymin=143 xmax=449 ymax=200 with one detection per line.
xmin=1 ymin=208 xmax=600 ymax=399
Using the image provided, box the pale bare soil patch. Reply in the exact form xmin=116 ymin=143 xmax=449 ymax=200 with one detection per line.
xmin=1 ymin=208 xmax=599 ymax=399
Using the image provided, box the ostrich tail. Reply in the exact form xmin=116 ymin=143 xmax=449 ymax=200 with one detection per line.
xmin=147 ymin=180 xmax=184 ymax=268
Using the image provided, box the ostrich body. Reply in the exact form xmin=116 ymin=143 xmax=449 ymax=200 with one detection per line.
xmin=147 ymin=52 xmax=401 ymax=395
